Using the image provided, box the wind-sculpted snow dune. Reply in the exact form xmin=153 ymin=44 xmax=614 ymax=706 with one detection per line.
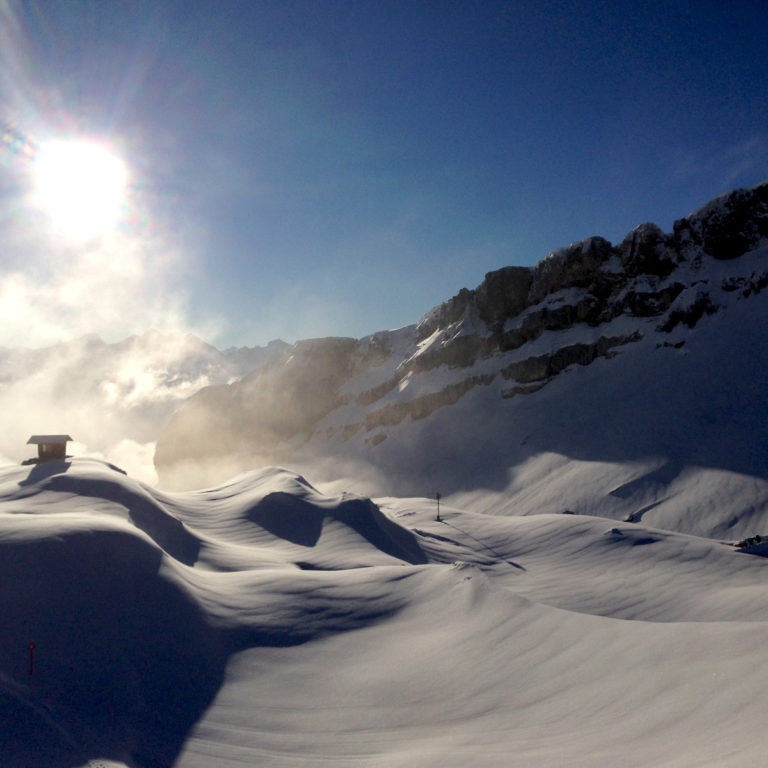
xmin=3 ymin=459 xmax=768 ymax=766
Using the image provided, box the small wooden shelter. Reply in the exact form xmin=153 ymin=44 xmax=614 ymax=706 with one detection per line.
xmin=27 ymin=434 xmax=73 ymax=462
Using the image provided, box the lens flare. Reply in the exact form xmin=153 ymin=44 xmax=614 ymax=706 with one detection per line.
xmin=0 ymin=122 xmax=36 ymax=159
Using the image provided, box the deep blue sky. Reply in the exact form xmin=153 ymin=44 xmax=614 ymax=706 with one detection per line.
xmin=1 ymin=0 xmax=767 ymax=348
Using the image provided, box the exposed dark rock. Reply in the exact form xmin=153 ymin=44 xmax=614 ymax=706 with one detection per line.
xmin=411 ymin=185 xmax=768 ymax=368
xmin=617 ymin=223 xmax=678 ymax=277
xmin=500 ymin=380 xmax=551 ymax=398
xmin=155 ymin=181 xmax=768 ymax=489
xmin=622 ymin=282 xmax=686 ymax=317
xmin=501 ymin=333 xmax=642 ymax=384
xmin=574 ymin=293 xmax=607 ymax=324
xmin=416 ymin=288 xmax=473 ymax=341
xmin=528 ymin=236 xmax=614 ymax=304
xmin=742 ymin=272 xmax=768 ymax=297
xmin=658 ymin=291 xmax=719 ymax=332
xmin=500 ymin=353 xmax=550 ymax=384
xmin=721 ymin=271 xmax=768 ymax=297
xmin=352 ymin=332 xmax=397 ymax=371
xmin=404 ymin=334 xmax=487 ymax=373
xmin=365 ymin=374 xmax=496 ymax=431
xmin=656 ymin=340 xmax=686 ymax=349
xmin=499 ymin=294 xmax=623 ymax=353
xmin=357 ymin=376 xmax=400 ymax=406
xmin=722 ymin=276 xmax=750 ymax=292
xmin=497 ymin=325 xmax=529 ymax=352
xmin=500 ymin=305 xmax=578 ymax=352
xmin=673 ymin=183 xmax=768 ymax=260
xmin=475 ymin=266 xmax=533 ymax=328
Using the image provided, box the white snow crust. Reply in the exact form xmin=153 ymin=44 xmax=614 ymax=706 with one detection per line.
xmin=3 ymin=458 xmax=768 ymax=766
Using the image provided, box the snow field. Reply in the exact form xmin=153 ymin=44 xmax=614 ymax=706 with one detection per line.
xmin=2 ymin=459 xmax=768 ymax=765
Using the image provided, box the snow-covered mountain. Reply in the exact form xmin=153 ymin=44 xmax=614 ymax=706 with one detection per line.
xmin=156 ymin=182 xmax=768 ymax=539
xmin=4 ymin=457 xmax=768 ymax=767
xmin=0 ymin=330 xmax=287 ymax=472
xmin=5 ymin=183 xmax=768 ymax=767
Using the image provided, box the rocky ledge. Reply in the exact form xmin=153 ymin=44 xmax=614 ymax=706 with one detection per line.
xmin=155 ymin=182 xmax=768 ymax=488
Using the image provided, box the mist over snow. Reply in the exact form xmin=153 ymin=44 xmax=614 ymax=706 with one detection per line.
xmin=0 ymin=168 xmax=288 ymax=480
xmin=0 ymin=0 xmax=766 ymax=762
xmin=0 ymin=331 xmax=287 ymax=484
xmin=156 ymin=182 xmax=768 ymax=538
xmin=1 ymin=181 xmax=767 ymax=766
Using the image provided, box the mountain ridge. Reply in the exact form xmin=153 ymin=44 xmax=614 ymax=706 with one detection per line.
xmin=155 ymin=182 xmax=768 ymax=538
xmin=3 ymin=182 xmax=768 ymax=765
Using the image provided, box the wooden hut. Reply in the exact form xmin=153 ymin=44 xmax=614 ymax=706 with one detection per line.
xmin=26 ymin=435 xmax=73 ymax=461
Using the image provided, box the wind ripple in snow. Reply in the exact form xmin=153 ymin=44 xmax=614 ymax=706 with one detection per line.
xmin=3 ymin=459 xmax=768 ymax=766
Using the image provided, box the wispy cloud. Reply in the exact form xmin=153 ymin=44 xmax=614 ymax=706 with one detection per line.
xmin=668 ymin=132 xmax=768 ymax=191
xmin=0 ymin=230 xmax=193 ymax=348
xmin=0 ymin=330 xmax=244 ymax=484
xmin=719 ymin=134 xmax=768 ymax=188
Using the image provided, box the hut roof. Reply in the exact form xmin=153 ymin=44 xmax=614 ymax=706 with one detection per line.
xmin=27 ymin=435 xmax=73 ymax=445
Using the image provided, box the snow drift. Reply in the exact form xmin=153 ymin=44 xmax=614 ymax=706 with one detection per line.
xmin=4 ymin=182 xmax=768 ymax=766
xmin=3 ymin=458 xmax=768 ymax=766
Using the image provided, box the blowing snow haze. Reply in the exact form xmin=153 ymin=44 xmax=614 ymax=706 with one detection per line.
xmin=1 ymin=182 xmax=768 ymax=766
xmin=2 ymin=1 xmax=768 ymax=764
xmin=155 ymin=182 xmax=768 ymax=537
xmin=0 ymin=331 xmax=287 ymax=481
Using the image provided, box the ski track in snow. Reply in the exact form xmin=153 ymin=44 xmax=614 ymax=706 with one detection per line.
xmin=2 ymin=458 xmax=768 ymax=767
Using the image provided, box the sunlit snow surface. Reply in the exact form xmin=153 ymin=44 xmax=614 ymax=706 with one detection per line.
xmin=2 ymin=458 xmax=768 ymax=767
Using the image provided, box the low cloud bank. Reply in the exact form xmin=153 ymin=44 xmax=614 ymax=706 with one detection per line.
xmin=0 ymin=331 xmax=270 ymax=486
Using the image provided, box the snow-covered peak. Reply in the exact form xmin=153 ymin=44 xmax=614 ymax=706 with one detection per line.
xmin=156 ymin=182 xmax=768 ymax=545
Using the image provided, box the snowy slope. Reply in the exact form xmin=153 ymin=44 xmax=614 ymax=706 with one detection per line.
xmin=156 ymin=183 xmax=768 ymax=540
xmin=3 ymin=458 xmax=768 ymax=767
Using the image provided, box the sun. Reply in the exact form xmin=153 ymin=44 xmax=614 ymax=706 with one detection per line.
xmin=33 ymin=139 xmax=128 ymax=241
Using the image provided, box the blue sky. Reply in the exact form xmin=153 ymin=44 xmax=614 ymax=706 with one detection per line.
xmin=1 ymin=0 xmax=767 ymax=349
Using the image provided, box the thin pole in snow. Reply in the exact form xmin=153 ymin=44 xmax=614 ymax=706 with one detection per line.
xmin=436 ymin=491 xmax=441 ymax=522
xmin=28 ymin=641 xmax=35 ymax=675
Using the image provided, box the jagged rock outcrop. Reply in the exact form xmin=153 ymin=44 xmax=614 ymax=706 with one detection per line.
xmin=364 ymin=373 xmax=497 ymax=432
xmin=500 ymin=332 xmax=642 ymax=386
xmin=674 ymin=184 xmax=768 ymax=260
xmin=528 ymin=236 xmax=614 ymax=304
xmin=475 ymin=266 xmax=533 ymax=328
xmin=617 ymin=223 xmax=677 ymax=277
xmin=155 ymin=182 xmax=768 ymax=491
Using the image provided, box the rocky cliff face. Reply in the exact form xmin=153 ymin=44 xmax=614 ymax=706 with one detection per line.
xmin=155 ymin=183 xmax=768 ymax=508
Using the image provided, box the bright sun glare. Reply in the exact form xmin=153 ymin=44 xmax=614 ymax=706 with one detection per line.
xmin=33 ymin=140 xmax=128 ymax=240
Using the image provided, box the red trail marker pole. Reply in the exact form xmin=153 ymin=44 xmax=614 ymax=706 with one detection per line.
xmin=28 ymin=641 xmax=35 ymax=675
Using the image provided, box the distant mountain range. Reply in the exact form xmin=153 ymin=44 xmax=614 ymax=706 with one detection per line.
xmin=155 ymin=182 xmax=768 ymax=539
xmin=3 ymin=184 xmax=768 ymax=765
xmin=0 ymin=330 xmax=287 ymax=465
